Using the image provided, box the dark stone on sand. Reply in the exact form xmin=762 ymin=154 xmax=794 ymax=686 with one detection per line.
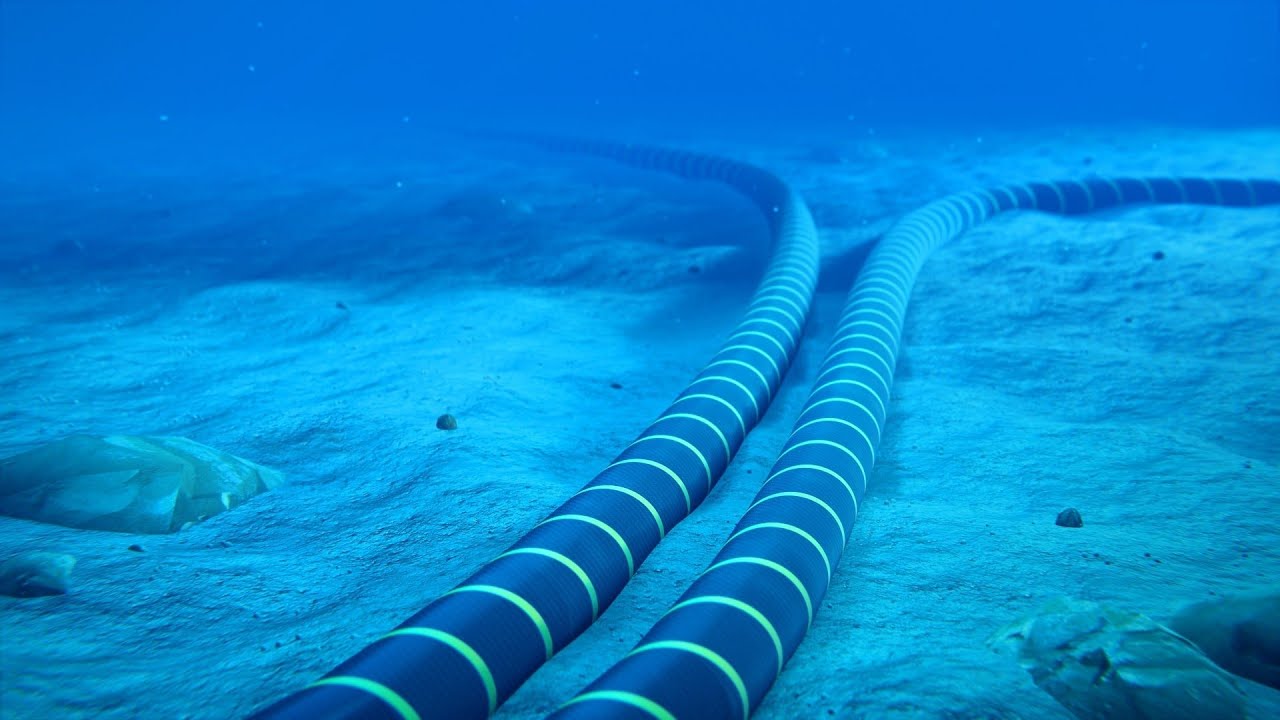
xmin=436 ymin=414 xmax=458 ymax=431
xmin=1056 ymin=508 xmax=1084 ymax=528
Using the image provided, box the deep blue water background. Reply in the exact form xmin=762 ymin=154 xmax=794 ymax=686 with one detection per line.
xmin=2 ymin=0 xmax=1278 ymax=173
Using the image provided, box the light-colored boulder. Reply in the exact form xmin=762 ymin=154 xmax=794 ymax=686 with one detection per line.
xmin=0 ymin=435 xmax=282 ymax=534
xmin=0 ymin=551 xmax=76 ymax=597
xmin=989 ymin=597 xmax=1246 ymax=720
xmin=1170 ymin=587 xmax=1280 ymax=691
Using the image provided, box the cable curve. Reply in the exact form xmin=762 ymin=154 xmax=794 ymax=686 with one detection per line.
xmin=549 ymin=176 xmax=1280 ymax=720
xmin=249 ymin=141 xmax=821 ymax=719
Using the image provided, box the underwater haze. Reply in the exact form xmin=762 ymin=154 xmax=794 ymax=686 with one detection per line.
xmin=2 ymin=2 xmax=1279 ymax=719
xmin=3 ymin=0 xmax=1280 ymax=167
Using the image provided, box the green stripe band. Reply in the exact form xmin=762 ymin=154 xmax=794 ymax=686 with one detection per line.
xmin=542 ymin=514 xmax=636 ymax=576
xmin=670 ymin=595 xmax=785 ymax=676
xmin=689 ymin=374 xmax=762 ymax=419
xmin=632 ymin=640 xmax=750 ymax=720
xmin=445 ymin=584 xmax=555 ymax=659
xmin=764 ymin=463 xmax=859 ymax=515
xmin=384 ymin=626 xmax=498 ymax=714
xmin=750 ymin=491 xmax=847 ymax=542
xmin=729 ymin=522 xmax=833 ymax=582
xmin=632 ymin=434 xmax=712 ymax=493
xmin=579 ymin=484 xmax=666 ymax=538
xmin=309 ymin=677 xmax=419 ymax=720
xmin=560 ymin=690 xmax=676 ymax=720
xmin=667 ymin=399 xmax=744 ymax=444
xmin=500 ymin=547 xmax=600 ymax=619
xmin=610 ymin=458 xmax=691 ymax=513
xmin=708 ymin=556 xmax=814 ymax=624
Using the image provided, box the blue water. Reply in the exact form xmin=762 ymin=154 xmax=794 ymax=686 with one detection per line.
xmin=2 ymin=2 xmax=1279 ymax=719
xmin=3 ymin=0 xmax=1278 ymax=171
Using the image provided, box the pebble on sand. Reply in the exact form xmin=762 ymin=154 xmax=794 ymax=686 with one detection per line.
xmin=1056 ymin=508 xmax=1084 ymax=528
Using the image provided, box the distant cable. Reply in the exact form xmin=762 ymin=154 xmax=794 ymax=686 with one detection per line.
xmin=550 ymin=176 xmax=1280 ymax=719
xmin=249 ymin=138 xmax=821 ymax=720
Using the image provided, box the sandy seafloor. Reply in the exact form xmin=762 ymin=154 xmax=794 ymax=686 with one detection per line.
xmin=1 ymin=125 xmax=1278 ymax=719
